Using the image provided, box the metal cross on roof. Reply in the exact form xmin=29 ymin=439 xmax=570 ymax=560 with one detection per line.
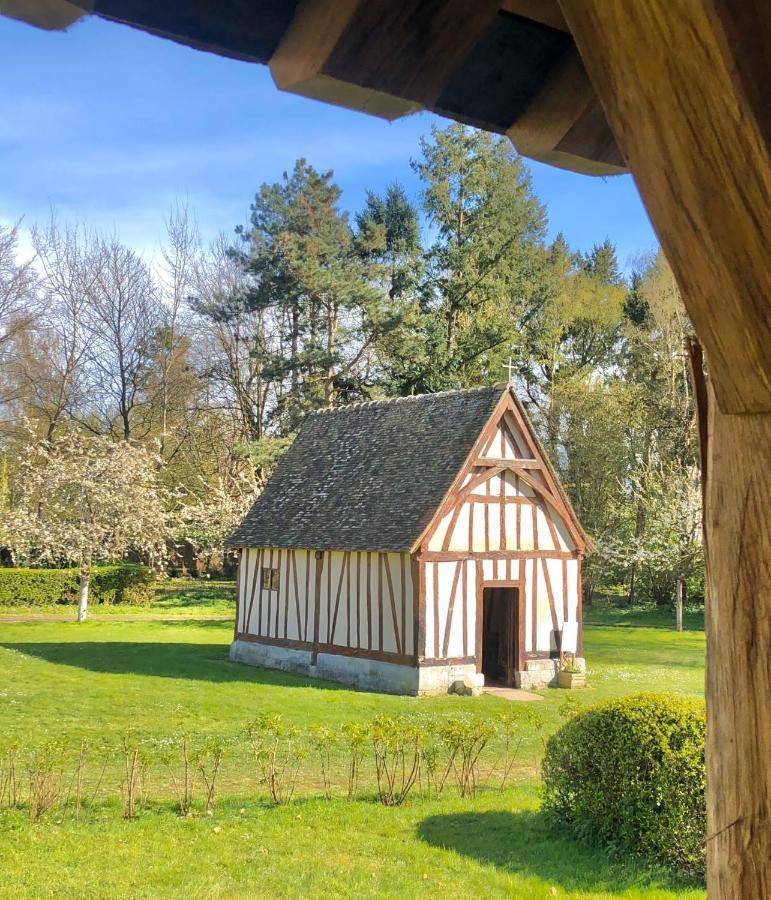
xmin=502 ymin=356 xmax=516 ymax=385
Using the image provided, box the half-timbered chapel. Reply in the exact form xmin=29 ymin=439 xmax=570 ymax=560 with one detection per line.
xmin=227 ymin=384 xmax=587 ymax=694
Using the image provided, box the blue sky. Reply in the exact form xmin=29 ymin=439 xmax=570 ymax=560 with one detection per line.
xmin=1 ymin=14 xmax=657 ymax=268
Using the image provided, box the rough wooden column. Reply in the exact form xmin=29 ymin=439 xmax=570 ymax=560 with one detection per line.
xmin=558 ymin=3 xmax=771 ymax=896
xmin=703 ymin=384 xmax=771 ymax=896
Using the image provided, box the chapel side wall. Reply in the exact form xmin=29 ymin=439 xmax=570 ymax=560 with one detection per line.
xmin=317 ymin=549 xmax=415 ymax=658
xmin=236 ymin=547 xmax=415 ymax=660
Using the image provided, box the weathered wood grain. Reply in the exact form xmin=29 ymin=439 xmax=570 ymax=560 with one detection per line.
xmin=560 ymin=0 xmax=771 ymax=415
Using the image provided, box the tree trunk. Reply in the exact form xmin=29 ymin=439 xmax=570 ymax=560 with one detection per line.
xmin=703 ymin=382 xmax=771 ymax=896
xmin=627 ymin=564 xmax=636 ymax=606
xmin=675 ymin=575 xmax=684 ymax=632
xmin=290 ymin=303 xmax=299 ymax=397
xmin=628 ymin=494 xmax=646 ymax=605
xmin=325 ymin=305 xmax=337 ymax=407
xmin=77 ymin=557 xmax=91 ymax=622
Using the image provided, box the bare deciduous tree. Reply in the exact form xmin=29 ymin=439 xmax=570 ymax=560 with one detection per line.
xmin=12 ymin=219 xmax=95 ymax=439
xmin=191 ymin=235 xmax=273 ymax=443
xmin=0 ymin=221 xmax=37 ymax=352
xmin=83 ymin=236 xmax=162 ymax=440
xmin=157 ymin=201 xmax=198 ymax=456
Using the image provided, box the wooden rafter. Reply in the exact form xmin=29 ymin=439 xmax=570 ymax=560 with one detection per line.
xmin=475 ymin=457 xmax=542 ymax=468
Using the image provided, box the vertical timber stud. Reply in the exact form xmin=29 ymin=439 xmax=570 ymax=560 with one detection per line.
xmin=559 ymin=3 xmax=771 ymax=895
xmin=233 ymin=550 xmax=241 ymax=640
xmin=576 ymin=552 xmax=583 ymax=656
xmin=475 ymin=561 xmax=483 ymax=673
xmin=312 ymin=551 xmax=323 ymax=666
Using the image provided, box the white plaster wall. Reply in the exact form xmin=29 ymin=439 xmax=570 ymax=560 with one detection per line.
xmin=524 ymin=557 xmax=534 ymax=651
xmin=479 ymin=411 xmax=535 ymax=460
xmin=532 ymin=557 xmax=552 ymax=651
xmin=566 ymin=557 xmax=579 ymax=626
xmin=422 ymin=553 xmax=580 ymax=658
xmin=425 ymin=560 xmax=476 ymax=658
xmin=427 ymin=463 xmax=573 ymax=555
xmin=426 ymin=555 xmax=551 ymax=660
xmin=237 ymin=548 xmax=414 ymax=658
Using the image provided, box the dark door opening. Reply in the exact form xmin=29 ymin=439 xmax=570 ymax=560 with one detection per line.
xmin=481 ymin=586 xmax=519 ymax=686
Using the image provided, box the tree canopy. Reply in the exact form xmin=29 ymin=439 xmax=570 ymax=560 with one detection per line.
xmin=0 ymin=125 xmax=702 ymax=610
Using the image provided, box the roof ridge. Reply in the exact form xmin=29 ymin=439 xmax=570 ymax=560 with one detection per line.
xmin=311 ymin=384 xmax=505 ymax=416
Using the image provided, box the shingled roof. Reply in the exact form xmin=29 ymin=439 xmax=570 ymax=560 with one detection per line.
xmin=227 ymin=385 xmax=505 ymax=553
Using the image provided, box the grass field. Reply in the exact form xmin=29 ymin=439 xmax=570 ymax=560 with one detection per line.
xmin=0 ymin=583 xmax=706 ymax=899
xmin=584 ymin=599 xmax=705 ymax=632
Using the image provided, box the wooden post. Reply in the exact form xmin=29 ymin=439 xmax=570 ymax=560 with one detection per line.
xmin=559 ymin=3 xmax=771 ymax=895
xmin=702 ymin=382 xmax=771 ymax=896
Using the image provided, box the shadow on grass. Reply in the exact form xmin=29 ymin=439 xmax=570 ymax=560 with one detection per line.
xmin=417 ymin=810 xmax=698 ymax=894
xmin=0 ymin=641 xmax=347 ymax=690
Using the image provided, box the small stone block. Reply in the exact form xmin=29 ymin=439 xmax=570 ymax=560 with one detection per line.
xmin=448 ymin=678 xmax=481 ymax=697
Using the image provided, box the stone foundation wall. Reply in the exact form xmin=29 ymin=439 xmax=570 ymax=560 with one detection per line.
xmin=515 ymin=656 xmax=587 ymax=689
xmin=230 ymin=640 xmax=586 ymax=695
xmin=230 ymin=639 xmax=420 ymax=695
xmin=416 ymin=664 xmax=484 ymax=696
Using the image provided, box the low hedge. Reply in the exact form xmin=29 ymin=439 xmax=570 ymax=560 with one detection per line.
xmin=542 ymin=693 xmax=706 ymax=879
xmin=0 ymin=564 xmax=155 ymax=607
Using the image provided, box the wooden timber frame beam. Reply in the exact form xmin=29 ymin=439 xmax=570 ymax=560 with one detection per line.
xmin=2 ymin=0 xmax=627 ymax=175
xmin=559 ymin=3 xmax=771 ymax=897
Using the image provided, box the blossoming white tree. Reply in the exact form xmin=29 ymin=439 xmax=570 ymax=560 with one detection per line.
xmin=1 ymin=429 xmax=174 ymax=620
xmin=177 ymin=467 xmax=260 ymax=568
xmin=602 ymin=457 xmax=702 ymax=630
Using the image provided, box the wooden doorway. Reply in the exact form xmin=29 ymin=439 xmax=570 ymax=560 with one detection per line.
xmin=481 ymin=586 xmax=519 ymax=687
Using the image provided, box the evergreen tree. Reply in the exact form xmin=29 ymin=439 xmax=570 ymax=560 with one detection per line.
xmin=234 ymin=160 xmax=392 ymax=431
xmin=381 ymin=123 xmax=548 ymax=393
xmin=355 ymin=183 xmax=421 ymax=302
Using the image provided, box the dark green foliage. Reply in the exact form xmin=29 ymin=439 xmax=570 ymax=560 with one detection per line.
xmin=0 ymin=564 xmax=154 ymax=607
xmin=232 ymin=158 xmax=398 ymax=430
xmin=391 ymin=122 xmax=548 ymax=393
xmin=355 ymin=182 xmax=422 ymax=302
xmin=90 ymin=564 xmax=155 ymax=605
xmin=542 ymin=693 xmax=705 ymax=879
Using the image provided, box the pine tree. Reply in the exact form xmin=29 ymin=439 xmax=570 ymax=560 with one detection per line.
xmin=235 ymin=160 xmax=390 ymax=431
xmin=383 ymin=123 xmax=549 ymax=393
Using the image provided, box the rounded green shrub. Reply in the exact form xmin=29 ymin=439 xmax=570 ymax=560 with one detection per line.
xmin=542 ymin=692 xmax=705 ymax=879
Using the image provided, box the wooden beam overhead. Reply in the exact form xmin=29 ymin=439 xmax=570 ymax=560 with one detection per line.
xmin=270 ymin=0 xmax=501 ymax=121
xmin=506 ymin=45 xmax=625 ymax=175
xmin=558 ymin=3 xmax=771 ymax=897
xmin=0 ymin=0 xmax=83 ymax=29
xmin=500 ymin=0 xmax=568 ymax=33
xmin=2 ymin=0 xmax=627 ymax=175
xmin=269 ymin=2 xmax=626 ymax=172
xmin=78 ymin=0 xmax=302 ymax=65
xmin=561 ymin=0 xmax=771 ymax=415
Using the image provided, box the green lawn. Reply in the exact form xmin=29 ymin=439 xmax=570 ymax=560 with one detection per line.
xmin=584 ymin=599 xmax=705 ymax=631
xmin=0 ymin=590 xmax=706 ymax=899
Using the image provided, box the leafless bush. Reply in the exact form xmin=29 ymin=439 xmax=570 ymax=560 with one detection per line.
xmin=26 ymin=743 xmax=65 ymax=820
